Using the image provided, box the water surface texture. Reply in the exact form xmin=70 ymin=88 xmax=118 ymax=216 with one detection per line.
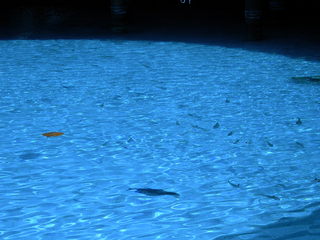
xmin=0 ymin=39 xmax=320 ymax=240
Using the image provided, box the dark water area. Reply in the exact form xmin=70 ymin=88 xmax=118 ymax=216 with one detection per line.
xmin=1 ymin=0 xmax=319 ymax=36
xmin=0 ymin=0 xmax=319 ymax=64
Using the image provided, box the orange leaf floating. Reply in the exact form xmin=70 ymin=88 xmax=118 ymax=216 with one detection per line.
xmin=42 ymin=132 xmax=64 ymax=137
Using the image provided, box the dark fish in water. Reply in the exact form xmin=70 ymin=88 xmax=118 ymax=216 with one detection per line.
xmin=314 ymin=178 xmax=320 ymax=183
xmin=266 ymin=141 xmax=274 ymax=147
xmin=291 ymin=76 xmax=320 ymax=83
xmin=213 ymin=122 xmax=220 ymax=129
xmin=227 ymin=131 xmax=234 ymax=136
xmin=258 ymin=194 xmax=280 ymax=200
xmin=19 ymin=152 xmax=41 ymax=160
xmin=228 ymin=180 xmax=240 ymax=188
xmin=127 ymin=137 xmax=135 ymax=143
xmin=296 ymin=118 xmax=302 ymax=125
xmin=191 ymin=124 xmax=208 ymax=131
xmin=141 ymin=63 xmax=151 ymax=68
xmin=295 ymin=141 xmax=304 ymax=148
xmin=128 ymin=188 xmax=180 ymax=197
xmin=188 ymin=113 xmax=202 ymax=119
xmin=233 ymin=139 xmax=240 ymax=144
xmin=62 ymin=85 xmax=75 ymax=89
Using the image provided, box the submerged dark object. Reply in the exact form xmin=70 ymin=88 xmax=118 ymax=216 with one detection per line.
xmin=291 ymin=76 xmax=320 ymax=83
xmin=266 ymin=141 xmax=274 ymax=147
xmin=213 ymin=122 xmax=220 ymax=129
xmin=227 ymin=131 xmax=234 ymax=136
xmin=19 ymin=152 xmax=41 ymax=160
xmin=128 ymin=188 xmax=180 ymax=197
xmin=296 ymin=118 xmax=302 ymax=125
xmin=258 ymin=194 xmax=280 ymax=200
xmin=295 ymin=141 xmax=305 ymax=148
xmin=228 ymin=180 xmax=240 ymax=188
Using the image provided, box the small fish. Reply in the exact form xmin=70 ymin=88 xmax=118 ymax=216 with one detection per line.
xmin=213 ymin=122 xmax=220 ymax=129
xmin=228 ymin=180 xmax=240 ymax=188
xmin=227 ymin=131 xmax=234 ymax=136
xmin=314 ymin=178 xmax=320 ymax=183
xmin=42 ymin=132 xmax=64 ymax=137
xmin=225 ymin=98 xmax=230 ymax=103
xmin=292 ymin=76 xmax=320 ymax=82
xmin=191 ymin=124 xmax=207 ymax=131
xmin=295 ymin=141 xmax=304 ymax=148
xmin=188 ymin=113 xmax=201 ymax=119
xmin=266 ymin=141 xmax=273 ymax=147
xmin=258 ymin=194 xmax=280 ymax=200
xmin=101 ymin=55 xmax=114 ymax=58
xmin=157 ymin=86 xmax=167 ymax=90
xmin=141 ymin=63 xmax=151 ymax=68
xmin=233 ymin=139 xmax=240 ymax=144
xmin=19 ymin=152 xmax=41 ymax=160
xmin=128 ymin=188 xmax=180 ymax=198
xmin=296 ymin=118 xmax=302 ymax=125
xmin=62 ymin=85 xmax=74 ymax=89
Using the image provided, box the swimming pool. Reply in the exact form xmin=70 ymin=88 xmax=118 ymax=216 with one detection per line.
xmin=0 ymin=38 xmax=319 ymax=240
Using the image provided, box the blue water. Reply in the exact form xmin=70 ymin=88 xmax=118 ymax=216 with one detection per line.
xmin=0 ymin=39 xmax=320 ymax=240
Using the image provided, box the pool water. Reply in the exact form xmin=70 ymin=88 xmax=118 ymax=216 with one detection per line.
xmin=0 ymin=38 xmax=320 ymax=240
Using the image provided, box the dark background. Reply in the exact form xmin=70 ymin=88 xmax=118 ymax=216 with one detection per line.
xmin=0 ymin=0 xmax=319 ymax=39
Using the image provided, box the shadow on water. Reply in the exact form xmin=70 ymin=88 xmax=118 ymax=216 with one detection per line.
xmin=213 ymin=201 xmax=320 ymax=240
xmin=0 ymin=1 xmax=319 ymax=63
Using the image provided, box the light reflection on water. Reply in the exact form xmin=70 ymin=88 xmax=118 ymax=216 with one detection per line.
xmin=0 ymin=39 xmax=320 ymax=240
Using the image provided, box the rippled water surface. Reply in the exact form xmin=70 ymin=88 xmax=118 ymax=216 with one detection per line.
xmin=0 ymin=39 xmax=320 ymax=240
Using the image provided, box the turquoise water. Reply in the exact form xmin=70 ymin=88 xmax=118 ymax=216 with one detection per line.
xmin=0 ymin=39 xmax=320 ymax=240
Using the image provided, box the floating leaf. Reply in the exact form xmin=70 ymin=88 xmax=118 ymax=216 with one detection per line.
xmin=42 ymin=132 xmax=64 ymax=137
